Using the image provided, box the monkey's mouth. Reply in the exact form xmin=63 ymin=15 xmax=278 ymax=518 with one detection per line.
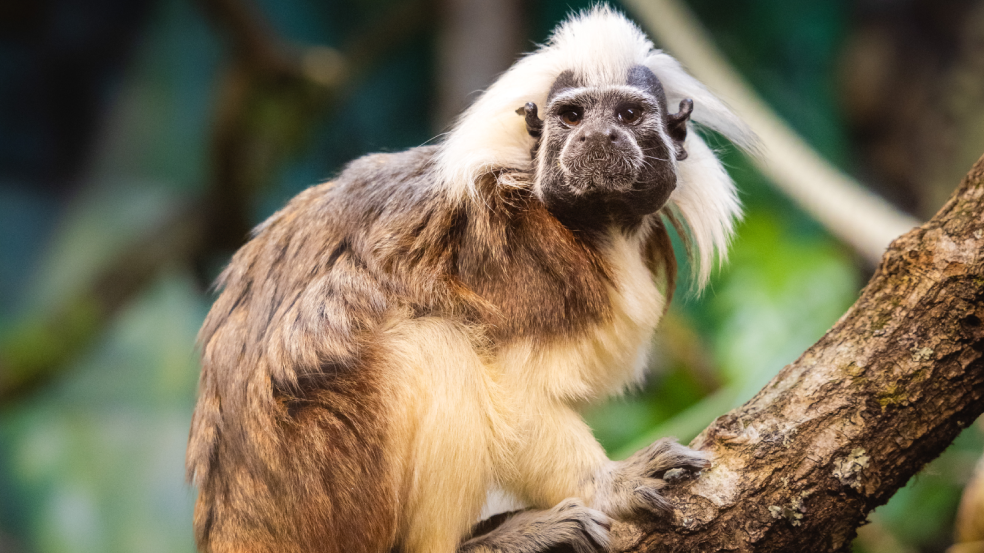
xmin=561 ymin=152 xmax=641 ymax=193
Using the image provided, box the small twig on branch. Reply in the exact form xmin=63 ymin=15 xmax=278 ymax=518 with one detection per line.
xmin=609 ymin=153 xmax=984 ymax=552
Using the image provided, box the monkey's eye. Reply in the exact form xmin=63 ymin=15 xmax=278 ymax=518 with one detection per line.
xmin=559 ymin=109 xmax=582 ymax=126
xmin=616 ymin=106 xmax=642 ymax=124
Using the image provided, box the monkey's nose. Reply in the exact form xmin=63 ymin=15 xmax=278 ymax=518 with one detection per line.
xmin=578 ymin=127 xmax=621 ymax=147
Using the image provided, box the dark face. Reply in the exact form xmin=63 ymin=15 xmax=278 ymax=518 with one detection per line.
xmin=531 ymin=66 xmax=690 ymax=231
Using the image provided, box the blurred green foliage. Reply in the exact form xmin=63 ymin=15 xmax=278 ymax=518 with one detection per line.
xmin=0 ymin=0 xmax=980 ymax=552
xmin=2 ymin=275 xmax=204 ymax=553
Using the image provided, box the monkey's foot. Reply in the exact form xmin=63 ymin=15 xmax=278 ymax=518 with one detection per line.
xmin=595 ymin=438 xmax=710 ymax=518
xmin=461 ymin=498 xmax=610 ymax=553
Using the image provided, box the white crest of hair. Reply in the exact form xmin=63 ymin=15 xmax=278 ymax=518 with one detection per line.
xmin=435 ymin=4 xmax=750 ymax=286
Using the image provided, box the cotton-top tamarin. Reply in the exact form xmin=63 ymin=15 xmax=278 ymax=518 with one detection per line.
xmin=186 ymin=6 xmax=751 ymax=553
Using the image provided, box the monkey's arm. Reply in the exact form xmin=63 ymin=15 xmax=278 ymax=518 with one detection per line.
xmin=504 ymin=401 xmax=610 ymax=508
xmin=502 ymin=400 xmax=707 ymax=520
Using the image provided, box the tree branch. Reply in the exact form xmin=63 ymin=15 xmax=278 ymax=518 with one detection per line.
xmin=610 ymin=153 xmax=984 ymax=551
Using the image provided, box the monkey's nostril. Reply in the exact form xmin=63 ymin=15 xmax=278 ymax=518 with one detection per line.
xmin=579 ymin=136 xmax=586 ymax=142
xmin=608 ymin=131 xmax=618 ymax=142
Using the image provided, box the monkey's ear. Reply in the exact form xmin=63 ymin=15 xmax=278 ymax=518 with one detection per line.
xmin=516 ymin=102 xmax=544 ymax=159
xmin=667 ymin=99 xmax=693 ymax=161
xmin=516 ymin=102 xmax=544 ymax=138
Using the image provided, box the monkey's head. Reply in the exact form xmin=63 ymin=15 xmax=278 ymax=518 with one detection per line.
xmin=523 ymin=66 xmax=693 ymax=229
xmin=439 ymin=5 xmax=750 ymax=284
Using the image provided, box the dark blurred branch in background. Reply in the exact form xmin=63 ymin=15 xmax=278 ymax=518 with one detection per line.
xmin=195 ymin=0 xmax=307 ymax=256
xmin=197 ymin=0 xmax=299 ymax=77
xmin=0 ymin=0 xmax=431 ymax=403
xmin=840 ymin=1 xmax=984 ymax=220
xmin=434 ymin=0 xmax=525 ymax=130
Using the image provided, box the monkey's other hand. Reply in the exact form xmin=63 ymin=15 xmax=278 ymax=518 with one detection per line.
xmin=594 ymin=438 xmax=710 ymax=519
xmin=462 ymin=498 xmax=611 ymax=553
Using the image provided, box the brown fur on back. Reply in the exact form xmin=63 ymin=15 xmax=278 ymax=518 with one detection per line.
xmin=186 ymin=146 xmax=675 ymax=553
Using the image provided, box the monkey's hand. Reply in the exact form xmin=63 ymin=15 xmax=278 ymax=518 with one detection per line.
xmin=462 ymin=498 xmax=611 ymax=553
xmin=592 ymin=438 xmax=710 ymax=519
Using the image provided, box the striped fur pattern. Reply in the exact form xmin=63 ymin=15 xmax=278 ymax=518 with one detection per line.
xmin=187 ymin=6 xmax=748 ymax=553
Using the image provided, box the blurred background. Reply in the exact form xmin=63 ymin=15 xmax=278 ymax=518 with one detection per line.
xmin=1 ymin=0 xmax=983 ymax=551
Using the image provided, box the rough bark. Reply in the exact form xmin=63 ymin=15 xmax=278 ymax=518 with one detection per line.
xmin=612 ymin=154 xmax=984 ymax=552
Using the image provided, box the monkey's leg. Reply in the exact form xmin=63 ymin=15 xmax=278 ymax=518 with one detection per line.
xmin=382 ymin=318 xmax=503 ymax=553
xmin=460 ymin=499 xmax=610 ymax=553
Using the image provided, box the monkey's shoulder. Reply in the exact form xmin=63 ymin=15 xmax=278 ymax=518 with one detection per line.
xmin=198 ymin=146 xmax=453 ymax=369
xmin=337 ymin=145 xmax=441 ymax=193
xmin=254 ymin=145 xmax=443 ymax=230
